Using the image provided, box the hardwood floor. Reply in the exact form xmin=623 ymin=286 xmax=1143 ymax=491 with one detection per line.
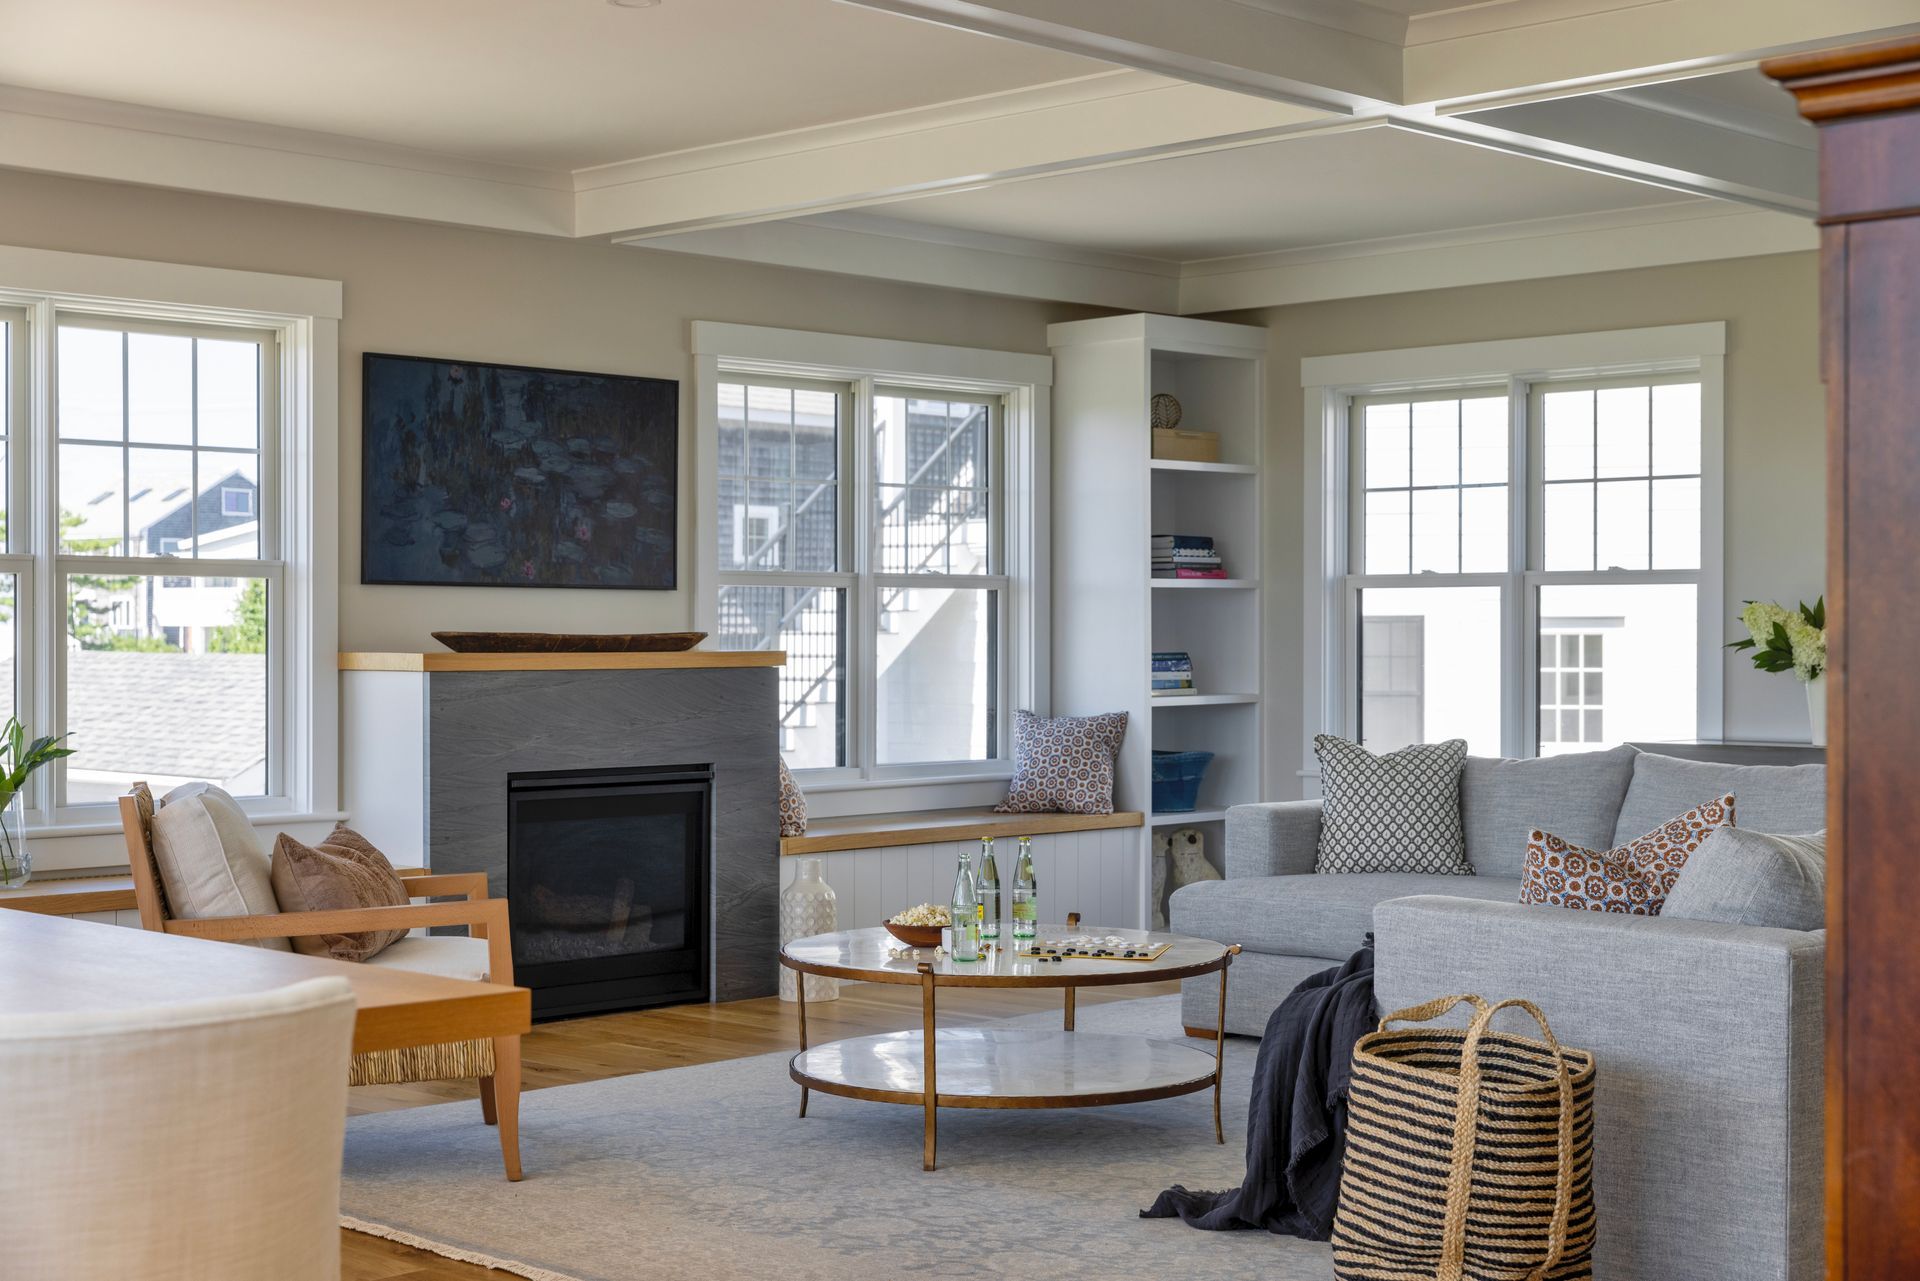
xmin=342 ymin=979 xmax=1181 ymax=1279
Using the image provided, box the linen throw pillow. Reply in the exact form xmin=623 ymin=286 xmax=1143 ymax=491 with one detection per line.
xmin=1313 ymin=734 xmax=1471 ymax=875
xmin=1662 ymin=827 xmax=1825 ymax=931
xmin=269 ymin=825 xmax=411 ymax=962
xmin=996 ymin=710 xmax=1129 ymax=815
xmin=149 ymin=781 xmax=290 ymax=951
xmin=1519 ymin=793 xmax=1735 ymax=915
xmin=776 ymin=758 xmax=808 ymax=838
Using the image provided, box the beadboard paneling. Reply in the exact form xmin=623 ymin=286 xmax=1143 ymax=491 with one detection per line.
xmin=776 ymin=827 xmax=1143 ymax=942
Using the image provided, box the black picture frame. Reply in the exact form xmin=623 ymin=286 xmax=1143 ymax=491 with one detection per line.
xmin=361 ymin=352 xmax=677 ymax=590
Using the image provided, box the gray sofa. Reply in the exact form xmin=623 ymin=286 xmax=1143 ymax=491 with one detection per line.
xmin=1170 ymin=745 xmax=1825 ymax=1281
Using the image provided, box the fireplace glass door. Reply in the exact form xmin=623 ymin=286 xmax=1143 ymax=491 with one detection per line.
xmin=506 ymin=765 xmax=711 ymax=1019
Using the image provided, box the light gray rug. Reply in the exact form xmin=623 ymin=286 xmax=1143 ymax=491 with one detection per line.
xmin=341 ymin=995 xmax=1336 ymax=1281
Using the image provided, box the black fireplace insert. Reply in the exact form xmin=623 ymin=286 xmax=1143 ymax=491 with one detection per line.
xmin=506 ymin=764 xmax=712 ymax=1019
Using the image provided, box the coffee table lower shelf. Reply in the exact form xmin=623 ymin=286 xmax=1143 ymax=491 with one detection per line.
xmin=791 ymin=1027 xmax=1219 ymax=1110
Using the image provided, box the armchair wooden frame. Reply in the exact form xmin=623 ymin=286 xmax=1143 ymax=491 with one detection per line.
xmin=117 ymin=793 xmax=524 ymax=1181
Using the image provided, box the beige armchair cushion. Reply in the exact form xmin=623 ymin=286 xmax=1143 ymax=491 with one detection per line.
xmin=361 ymin=935 xmax=493 ymax=982
xmin=0 ymin=976 xmax=356 ymax=1280
xmin=149 ymin=782 xmax=288 ymax=951
xmin=270 ymin=826 xmax=410 ymax=962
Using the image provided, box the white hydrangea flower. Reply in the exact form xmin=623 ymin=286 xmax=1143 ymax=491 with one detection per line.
xmin=1741 ymin=600 xmax=1790 ymax=649
xmin=1782 ymin=614 xmax=1827 ymax=683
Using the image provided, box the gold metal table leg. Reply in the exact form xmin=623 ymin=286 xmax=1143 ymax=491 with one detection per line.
xmin=1214 ymin=944 xmax=1240 ymax=1144
xmin=796 ymin=962 xmax=810 ymax=1118
xmin=919 ymin=961 xmax=938 ymax=1171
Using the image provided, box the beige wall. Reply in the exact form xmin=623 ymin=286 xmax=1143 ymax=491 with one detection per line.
xmin=1205 ymin=250 xmax=1826 ymax=792
xmin=0 ymin=168 xmax=1097 ymax=652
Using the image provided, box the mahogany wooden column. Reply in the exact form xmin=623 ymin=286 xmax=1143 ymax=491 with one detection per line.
xmin=1767 ymin=38 xmax=1920 ymax=1281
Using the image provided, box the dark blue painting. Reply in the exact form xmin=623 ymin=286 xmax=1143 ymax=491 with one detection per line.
xmin=362 ymin=353 xmax=676 ymax=589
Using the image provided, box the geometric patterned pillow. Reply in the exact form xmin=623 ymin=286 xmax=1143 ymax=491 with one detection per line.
xmin=995 ymin=710 xmax=1129 ymax=815
xmin=1313 ymin=734 xmax=1471 ymax=875
xmin=776 ymin=758 xmax=807 ymax=838
xmin=1518 ymin=793 xmax=1735 ymax=915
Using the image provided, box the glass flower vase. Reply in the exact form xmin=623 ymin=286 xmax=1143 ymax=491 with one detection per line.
xmin=0 ymin=791 xmax=28 ymax=890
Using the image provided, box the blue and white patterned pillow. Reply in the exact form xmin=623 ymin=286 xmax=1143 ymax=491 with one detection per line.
xmin=996 ymin=710 xmax=1128 ymax=815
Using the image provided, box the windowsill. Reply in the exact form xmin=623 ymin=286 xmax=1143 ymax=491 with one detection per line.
xmin=797 ymin=769 xmax=1013 ymax=793
xmin=781 ymin=808 xmax=1144 ymax=856
xmin=30 ymin=809 xmax=348 ymax=841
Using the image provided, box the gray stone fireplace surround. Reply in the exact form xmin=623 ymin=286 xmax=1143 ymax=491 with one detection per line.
xmin=396 ymin=663 xmax=780 ymax=1003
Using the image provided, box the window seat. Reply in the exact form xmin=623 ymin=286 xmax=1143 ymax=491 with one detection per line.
xmin=0 ymin=875 xmax=139 ymax=916
xmin=780 ymin=808 xmax=1143 ymax=857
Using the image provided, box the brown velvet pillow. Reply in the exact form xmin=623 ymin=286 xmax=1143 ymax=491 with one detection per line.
xmin=269 ymin=825 xmax=410 ymax=962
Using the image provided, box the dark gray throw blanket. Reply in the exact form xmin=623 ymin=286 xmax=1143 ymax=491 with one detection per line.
xmin=1141 ymin=941 xmax=1375 ymax=1239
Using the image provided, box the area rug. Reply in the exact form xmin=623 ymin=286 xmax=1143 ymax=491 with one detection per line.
xmin=341 ymin=995 xmax=1336 ymax=1280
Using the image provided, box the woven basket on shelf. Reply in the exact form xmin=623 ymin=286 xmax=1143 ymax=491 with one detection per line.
xmin=1332 ymin=994 xmax=1597 ymax=1281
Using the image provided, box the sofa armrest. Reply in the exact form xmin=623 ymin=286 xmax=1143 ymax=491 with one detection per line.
xmin=1224 ymin=800 xmax=1322 ymax=879
xmin=1373 ymin=895 xmax=1823 ymax=1281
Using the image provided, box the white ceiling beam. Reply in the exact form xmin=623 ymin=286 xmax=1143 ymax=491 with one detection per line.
xmin=1459 ymin=95 xmax=1815 ymax=211
xmin=833 ymin=0 xmax=1403 ymax=111
xmin=1404 ymin=0 xmax=1920 ymax=109
xmin=573 ymin=74 xmax=1332 ymax=239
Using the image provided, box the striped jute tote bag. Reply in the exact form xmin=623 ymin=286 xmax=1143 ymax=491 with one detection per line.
xmin=1331 ymin=994 xmax=1597 ymax=1281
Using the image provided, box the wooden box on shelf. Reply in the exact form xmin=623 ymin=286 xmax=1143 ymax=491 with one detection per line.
xmin=1151 ymin=428 xmax=1221 ymax=463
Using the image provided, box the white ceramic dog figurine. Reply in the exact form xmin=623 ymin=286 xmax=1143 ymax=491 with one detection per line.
xmin=1161 ymin=827 xmax=1220 ymax=929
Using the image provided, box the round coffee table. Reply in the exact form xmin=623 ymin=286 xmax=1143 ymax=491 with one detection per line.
xmin=779 ymin=919 xmax=1240 ymax=1170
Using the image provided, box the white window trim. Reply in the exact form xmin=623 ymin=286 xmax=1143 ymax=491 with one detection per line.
xmin=691 ymin=322 xmax=1051 ymax=816
xmin=1300 ymin=322 xmax=1725 ymax=784
xmin=0 ymin=244 xmax=341 ymax=871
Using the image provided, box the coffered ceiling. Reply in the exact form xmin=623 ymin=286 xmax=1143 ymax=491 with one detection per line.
xmin=0 ymin=0 xmax=1909 ymax=311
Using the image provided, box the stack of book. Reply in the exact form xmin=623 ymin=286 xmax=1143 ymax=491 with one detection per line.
xmin=1152 ymin=650 xmax=1195 ymax=696
xmin=1152 ymin=534 xmax=1225 ymax=578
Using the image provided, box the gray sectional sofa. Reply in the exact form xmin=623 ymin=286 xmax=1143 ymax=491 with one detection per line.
xmin=1169 ymin=745 xmax=1826 ymax=1281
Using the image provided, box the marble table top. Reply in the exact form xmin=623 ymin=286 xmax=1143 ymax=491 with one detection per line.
xmin=780 ymin=925 xmax=1230 ymax=986
xmin=791 ymin=1027 xmax=1218 ymax=1103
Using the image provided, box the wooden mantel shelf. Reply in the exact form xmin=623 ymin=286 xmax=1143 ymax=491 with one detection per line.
xmin=341 ymin=650 xmax=786 ymax=672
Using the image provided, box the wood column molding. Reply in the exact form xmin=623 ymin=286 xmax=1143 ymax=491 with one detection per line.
xmin=1766 ymin=37 xmax=1920 ymax=1281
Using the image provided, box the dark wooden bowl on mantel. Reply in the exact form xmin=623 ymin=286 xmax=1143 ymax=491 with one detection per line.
xmin=431 ymin=631 xmax=708 ymax=654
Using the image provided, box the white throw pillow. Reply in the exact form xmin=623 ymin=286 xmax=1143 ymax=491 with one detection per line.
xmin=149 ymin=782 xmax=289 ymax=951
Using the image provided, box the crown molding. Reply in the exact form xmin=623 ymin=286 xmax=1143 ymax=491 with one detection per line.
xmin=622 ymin=214 xmax=1181 ymax=314
xmin=1175 ymin=200 xmax=1815 ymax=311
xmin=0 ymin=85 xmax=575 ymax=236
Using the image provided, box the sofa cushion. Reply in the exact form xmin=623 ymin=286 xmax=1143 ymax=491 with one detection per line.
xmin=360 ymin=936 xmax=492 ymax=982
xmin=1663 ymin=828 xmax=1826 ymax=932
xmin=1169 ymin=873 xmax=1521 ymax=959
xmin=148 ymin=782 xmax=289 ymax=951
xmin=1313 ymin=735 xmax=1470 ymax=875
xmin=1614 ymin=752 xmax=1824 ymax=846
xmin=1462 ymin=745 xmax=1638 ymax=879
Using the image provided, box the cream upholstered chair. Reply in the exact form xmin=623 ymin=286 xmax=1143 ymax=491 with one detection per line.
xmin=0 ymin=976 xmax=356 ymax=1281
xmin=118 ymin=783 xmax=523 ymax=1181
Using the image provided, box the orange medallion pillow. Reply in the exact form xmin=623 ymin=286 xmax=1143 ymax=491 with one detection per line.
xmin=268 ymin=825 xmax=410 ymax=962
xmin=1519 ymin=793 xmax=1735 ymax=915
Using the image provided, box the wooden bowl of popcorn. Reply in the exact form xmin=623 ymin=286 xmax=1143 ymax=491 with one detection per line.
xmin=884 ymin=903 xmax=950 ymax=948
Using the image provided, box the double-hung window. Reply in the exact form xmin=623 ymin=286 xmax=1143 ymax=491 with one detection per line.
xmin=696 ymin=322 xmax=1048 ymax=795
xmin=1315 ymin=326 xmax=1723 ymax=762
xmin=712 ymin=378 xmax=1007 ymax=775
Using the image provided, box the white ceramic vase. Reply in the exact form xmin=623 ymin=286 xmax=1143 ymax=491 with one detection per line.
xmin=1806 ymin=675 xmax=1827 ymax=748
xmin=779 ymin=857 xmax=839 ymax=1003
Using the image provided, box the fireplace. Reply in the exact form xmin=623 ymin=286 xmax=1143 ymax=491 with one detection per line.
xmin=506 ymin=764 xmax=712 ymax=1020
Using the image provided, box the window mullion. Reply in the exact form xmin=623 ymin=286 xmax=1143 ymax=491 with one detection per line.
xmin=852 ymin=377 xmax=878 ymax=780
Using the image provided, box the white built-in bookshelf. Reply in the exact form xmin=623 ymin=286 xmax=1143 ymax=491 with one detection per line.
xmin=1047 ymin=313 xmax=1267 ymax=927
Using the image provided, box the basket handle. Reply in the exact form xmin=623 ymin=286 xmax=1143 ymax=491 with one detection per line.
xmin=1375 ymin=993 xmax=1490 ymax=1033
xmin=1437 ymin=999 xmax=1578 ymax=1281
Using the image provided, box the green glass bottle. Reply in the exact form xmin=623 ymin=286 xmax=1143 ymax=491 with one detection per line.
xmin=978 ymin=837 xmax=1002 ymax=942
xmin=1011 ymin=836 xmax=1038 ymax=941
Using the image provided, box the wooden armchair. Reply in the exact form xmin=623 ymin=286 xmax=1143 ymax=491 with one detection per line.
xmin=117 ymin=786 xmax=523 ymax=1181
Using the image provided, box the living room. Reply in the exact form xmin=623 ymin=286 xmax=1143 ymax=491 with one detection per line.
xmin=0 ymin=3 xmax=1915 ymax=1280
